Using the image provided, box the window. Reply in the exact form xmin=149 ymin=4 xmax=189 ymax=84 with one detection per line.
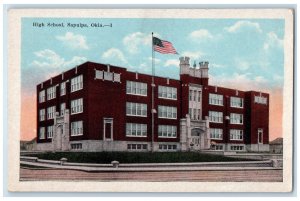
xmin=71 ymin=75 xmax=83 ymax=92
xmin=60 ymin=103 xmax=66 ymax=116
xmin=158 ymin=105 xmax=177 ymax=119
xmin=71 ymin=121 xmax=83 ymax=136
xmin=209 ymin=111 xmax=223 ymax=123
xmin=254 ymin=96 xmax=267 ymax=105
xmin=211 ymin=145 xmax=223 ymax=150
xmin=126 ymin=123 xmax=147 ymax=137
xmin=47 ymin=125 xmax=54 ymax=138
xmin=114 ymin=73 xmax=121 ymax=82
xmin=39 ymin=109 xmax=45 ymax=121
xmin=39 ymin=90 xmax=45 ymax=103
xmin=258 ymin=128 xmax=263 ymax=144
xmin=210 ymin=128 xmax=223 ymax=139
xmin=230 ymin=97 xmax=243 ymax=108
xmin=71 ymin=98 xmax=83 ymax=114
xmin=189 ymin=90 xmax=193 ymax=101
xmin=47 ymin=106 xmax=56 ymax=119
xmin=159 ymin=144 xmax=177 ymax=150
xmin=47 ymin=86 xmax=56 ymax=100
xmin=230 ymin=146 xmax=244 ymax=151
xmin=198 ymin=91 xmax=201 ymax=102
xmin=126 ymin=81 xmax=147 ymax=96
xmin=95 ymin=70 xmax=103 ymax=79
xmin=126 ymin=102 xmax=147 ymax=117
xmin=230 ymin=129 xmax=243 ymax=140
xmin=71 ymin=143 xmax=82 ymax=150
xmin=158 ymin=125 xmax=177 ymax=138
xmin=230 ymin=113 xmax=243 ymax=124
xmin=104 ymin=71 xmax=113 ymax=81
xmin=60 ymin=82 xmax=66 ymax=96
xmin=158 ymin=86 xmax=177 ymax=100
xmin=39 ymin=127 xmax=45 ymax=139
xmin=209 ymin=93 xmax=223 ymax=106
xmin=127 ymin=144 xmax=148 ymax=150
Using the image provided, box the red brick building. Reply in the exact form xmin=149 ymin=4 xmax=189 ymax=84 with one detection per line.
xmin=36 ymin=57 xmax=269 ymax=152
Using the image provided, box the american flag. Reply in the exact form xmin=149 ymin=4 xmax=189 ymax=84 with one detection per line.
xmin=153 ymin=37 xmax=178 ymax=54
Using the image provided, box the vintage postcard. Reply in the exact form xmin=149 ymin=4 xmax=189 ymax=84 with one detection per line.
xmin=8 ymin=8 xmax=293 ymax=192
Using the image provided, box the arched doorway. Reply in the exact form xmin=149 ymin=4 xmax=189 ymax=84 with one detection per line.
xmin=190 ymin=128 xmax=205 ymax=150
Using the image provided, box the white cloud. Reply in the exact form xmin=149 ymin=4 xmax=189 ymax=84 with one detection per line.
xmin=123 ymin=32 xmax=153 ymax=54
xmin=225 ymin=20 xmax=262 ymax=33
xmin=273 ymin=74 xmax=284 ymax=84
xmin=181 ymin=51 xmax=205 ymax=61
xmin=31 ymin=49 xmax=87 ymax=68
xmin=189 ymin=29 xmax=213 ymax=41
xmin=234 ymin=58 xmax=250 ymax=71
xmin=56 ymin=32 xmax=89 ymax=50
xmin=210 ymin=73 xmax=270 ymax=92
xmin=254 ymin=76 xmax=268 ymax=83
xmin=147 ymin=57 xmax=161 ymax=64
xmin=101 ymin=48 xmax=128 ymax=65
xmin=210 ymin=63 xmax=225 ymax=68
xmin=263 ymin=32 xmax=283 ymax=51
xmin=164 ymin=59 xmax=179 ymax=67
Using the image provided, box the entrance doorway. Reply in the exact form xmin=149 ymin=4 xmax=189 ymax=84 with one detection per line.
xmin=103 ymin=118 xmax=113 ymax=141
xmin=191 ymin=128 xmax=204 ymax=150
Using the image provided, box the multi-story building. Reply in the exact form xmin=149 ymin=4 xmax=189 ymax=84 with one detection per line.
xmin=36 ymin=57 xmax=269 ymax=152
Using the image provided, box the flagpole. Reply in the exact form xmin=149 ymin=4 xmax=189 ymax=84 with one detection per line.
xmin=151 ymin=32 xmax=155 ymax=152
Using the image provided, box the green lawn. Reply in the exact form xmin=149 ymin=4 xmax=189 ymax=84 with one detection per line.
xmin=26 ymin=152 xmax=252 ymax=164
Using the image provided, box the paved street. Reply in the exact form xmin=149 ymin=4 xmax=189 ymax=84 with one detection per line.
xmin=20 ymin=168 xmax=283 ymax=182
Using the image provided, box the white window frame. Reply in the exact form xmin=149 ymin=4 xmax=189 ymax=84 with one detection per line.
xmin=209 ymin=93 xmax=223 ymax=106
xmin=158 ymin=125 xmax=177 ymax=138
xmin=254 ymin=96 xmax=268 ymax=105
xmin=158 ymin=105 xmax=177 ymax=119
xmin=126 ymin=81 xmax=147 ymax=96
xmin=230 ymin=145 xmax=244 ymax=151
xmin=210 ymin=128 xmax=223 ymax=140
xmin=158 ymin=86 xmax=177 ymax=100
xmin=209 ymin=111 xmax=223 ymax=123
xmin=47 ymin=125 xmax=54 ymax=139
xmin=126 ymin=102 xmax=147 ymax=117
xmin=230 ymin=113 xmax=243 ymax=124
xmin=71 ymin=98 xmax=83 ymax=114
xmin=39 ymin=90 xmax=45 ymax=103
xmin=60 ymin=103 xmax=66 ymax=116
xmin=47 ymin=106 xmax=56 ymax=120
xmin=71 ymin=75 xmax=83 ymax=92
xmin=230 ymin=97 xmax=244 ymax=108
xmin=39 ymin=109 xmax=45 ymax=121
xmin=60 ymin=82 xmax=66 ymax=96
xmin=230 ymin=129 xmax=243 ymax=141
xmin=127 ymin=144 xmax=148 ymax=150
xmin=71 ymin=121 xmax=83 ymax=136
xmin=158 ymin=144 xmax=177 ymax=150
xmin=126 ymin=123 xmax=147 ymax=137
xmin=39 ymin=127 xmax=45 ymax=139
xmin=47 ymin=86 xmax=56 ymax=100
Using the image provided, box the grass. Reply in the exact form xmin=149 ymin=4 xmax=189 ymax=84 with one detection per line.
xmin=26 ymin=152 xmax=253 ymax=164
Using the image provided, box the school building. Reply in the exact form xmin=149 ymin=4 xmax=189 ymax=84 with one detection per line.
xmin=36 ymin=57 xmax=270 ymax=152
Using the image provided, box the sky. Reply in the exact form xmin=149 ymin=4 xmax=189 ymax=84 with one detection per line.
xmin=21 ymin=18 xmax=284 ymax=141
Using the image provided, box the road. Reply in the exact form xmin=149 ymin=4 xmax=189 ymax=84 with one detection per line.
xmin=20 ymin=168 xmax=283 ymax=182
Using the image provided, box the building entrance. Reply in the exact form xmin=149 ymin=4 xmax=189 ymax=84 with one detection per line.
xmin=190 ymin=128 xmax=205 ymax=150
